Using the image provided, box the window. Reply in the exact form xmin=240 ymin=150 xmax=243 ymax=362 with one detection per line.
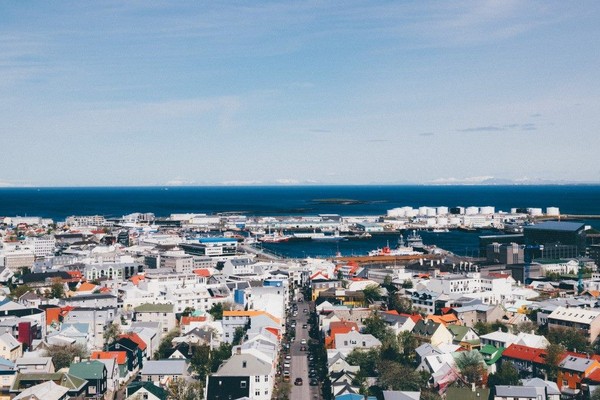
xmin=240 ymin=382 xmax=246 ymax=388
xmin=264 ymin=375 xmax=268 ymax=382
xmin=243 ymin=361 xmax=247 ymax=368
xmin=255 ymin=390 xmax=260 ymax=396
xmin=255 ymin=376 xmax=260 ymax=382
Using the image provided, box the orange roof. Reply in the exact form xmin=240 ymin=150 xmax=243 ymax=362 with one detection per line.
xmin=399 ymin=313 xmax=422 ymax=323
xmin=100 ymin=287 xmax=111 ymax=293
xmin=488 ymin=272 xmax=511 ymax=279
xmin=119 ymin=333 xmax=147 ymax=351
xmin=329 ymin=320 xmax=359 ymax=336
xmin=427 ymin=314 xmax=460 ymax=325
xmin=265 ymin=327 xmax=281 ymax=339
xmin=91 ymin=351 xmax=127 ymax=365
xmin=310 ymin=271 xmax=329 ymax=280
xmin=60 ymin=306 xmax=75 ymax=318
xmin=193 ymin=269 xmax=212 ymax=277
xmin=78 ymin=282 xmax=97 ymax=292
xmin=384 ymin=310 xmax=400 ymax=315
xmin=130 ymin=275 xmax=145 ymax=285
xmin=46 ymin=307 xmax=61 ymax=326
xmin=181 ymin=316 xmax=207 ymax=325
xmin=587 ymin=368 xmax=600 ymax=383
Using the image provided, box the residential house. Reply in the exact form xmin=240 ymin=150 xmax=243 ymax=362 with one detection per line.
xmin=480 ymin=330 xmax=519 ymax=349
xmin=108 ymin=337 xmax=143 ymax=373
xmin=446 ymin=325 xmax=479 ymax=349
xmin=126 ymin=381 xmax=168 ymax=400
xmin=0 ymin=334 xmax=21 ymax=362
xmin=9 ymin=372 xmax=87 ymax=398
xmin=90 ymin=351 xmax=129 ymax=383
xmin=494 ymin=385 xmax=547 ymax=400
xmin=501 ymin=344 xmax=547 ymax=379
xmin=328 ymin=352 xmax=360 ymax=374
xmin=14 ymin=357 xmax=54 ymax=374
xmin=94 ymin=357 xmax=118 ymax=396
xmin=380 ymin=311 xmax=417 ymax=335
xmin=68 ymin=360 xmax=107 ymax=397
xmin=547 ymin=306 xmax=600 ymax=343
xmin=206 ymin=350 xmax=274 ymax=400
xmin=134 ymin=303 xmax=176 ymax=336
xmin=326 ymin=321 xmax=359 ymax=349
xmin=222 ymin=310 xmax=280 ymax=344
xmin=412 ymin=320 xmax=453 ymax=347
xmin=140 ymin=359 xmax=191 ymax=386
xmin=12 ymin=380 xmax=69 ymax=400
xmin=557 ymin=355 xmax=600 ymax=395
xmin=311 ymin=279 xmax=342 ymax=301
xmin=521 ymin=378 xmax=561 ymax=400
xmin=334 ymin=330 xmax=381 ymax=354
xmin=479 ymin=344 xmax=504 ymax=374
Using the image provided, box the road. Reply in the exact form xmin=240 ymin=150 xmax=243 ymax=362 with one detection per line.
xmin=289 ymin=300 xmax=320 ymax=400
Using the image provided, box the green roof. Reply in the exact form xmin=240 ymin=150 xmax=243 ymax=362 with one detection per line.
xmin=479 ymin=344 xmax=505 ymax=365
xmin=128 ymin=381 xmax=168 ymax=400
xmin=11 ymin=372 xmax=87 ymax=392
xmin=134 ymin=303 xmax=174 ymax=313
xmin=447 ymin=324 xmax=470 ymax=341
xmin=69 ymin=360 xmax=105 ymax=380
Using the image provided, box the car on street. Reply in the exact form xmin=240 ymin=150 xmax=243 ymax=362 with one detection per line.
xmin=284 ymin=362 xmax=290 ymax=368
xmin=310 ymin=378 xmax=319 ymax=386
xmin=284 ymin=355 xmax=291 ymax=360
xmin=300 ymin=339 xmax=307 ymax=345
xmin=294 ymin=378 xmax=303 ymax=386
xmin=300 ymin=346 xmax=307 ymax=351
xmin=302 ymin=324 xmax=307 ymax=329
xmin=308 ymin=355 xmax=314 ymax=361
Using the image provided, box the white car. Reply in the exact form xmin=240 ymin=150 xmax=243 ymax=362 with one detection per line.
xmin=300 ymin=339 xmax=307 ymax=345
xmin=284 ymin=362 xmax=290 ymax=368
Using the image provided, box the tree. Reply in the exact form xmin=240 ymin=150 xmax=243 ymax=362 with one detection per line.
xmin=544 ymin=343 xmax=566 ymax=380
xmin=154 ymin=328 xmax=180 ymax=360
xmin=398 ymin=330 xmax=418 ymax=365
xmin=208 ymin=303 xmax=223 ymax=320
xmin=363 ymin=312 xmax=394 ymax=342
xmin=48 ymin=281 xmax=65 ymax=299
xmin=10 ymin=284 xmax=32 ymax=300
xmin=346 ymin=348 xmax=379 ymax=376
xmin=167 ymin=379 xmax=204 ymax=400
xmin=547 ymin=327 xmax=591 ymax=353
xmin=377 ymin=360 xmax=426 ymax=391
xmin=363 ymin=284 xmax=383 ymax=305
xmin=232 ymin=326 xmax=245 ymax=346
xmin=190 ymin=345 xmax=211 ymax=381
xmin=44 ymin=343 xmax=88 ymax=370
xmin=488 ymin=361 xmax=521 ymax=387
xmin=210 ymin=343 xmax=232 ymax=373
xmin=591 ymin=387 xmax=600 ymax=400
xmin=513 ymin=321 xmax=537 ymax=334
xmin=103 ymin=322 xmax=121 ymax=348
xmin=388 ymin=294 xmax=413 ymax=314
xmin=455 ymin=351 xmax=485 ymax=385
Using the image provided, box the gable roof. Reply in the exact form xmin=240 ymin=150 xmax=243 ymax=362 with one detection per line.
xmin=13 ymin=380 xmax=69 ymax=400
xmin=502 ymin=344 xmax=546 ymax=364
xmin=119 ymin=333 xmax=147 ymax=351
xmin=91 ymin=351 xmax=127 ymax=365
xmin=68 ymin=360 xmax=105 ymax=380
xmin=134 ymin=303 xmax=174 ymax=313
xmin=127 ymin=381 xmax=168 ymax=400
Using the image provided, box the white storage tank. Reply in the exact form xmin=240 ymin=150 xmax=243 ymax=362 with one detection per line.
xmin=528 ymin=208 xmax=543 ymax=216
xmin=426 ymin=208 xmax=437 ymax=217
xmin=437 ymin=206 xmax=449 ymax=215
xmin=449 ymin=217 xmax=462 ymax=225
xmin=387 ymin=208 xmax=405 ymax=217
xmin=480 ymin=206 xmax=495 ymax=215
xmin=546 ymin=207 xmax=560 ymax=216
xmin=465 ymin=206 xmax=479 ymax=215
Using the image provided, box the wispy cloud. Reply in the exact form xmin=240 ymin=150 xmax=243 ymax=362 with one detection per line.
xmin=457 ymin=123 xmax=537 ymax=133
xmin=419 ymin=132 xmax=435 ymax=137
xmin=309 ymin=128 xmax=332 ymax=134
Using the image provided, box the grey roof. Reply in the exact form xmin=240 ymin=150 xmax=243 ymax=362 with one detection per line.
xmin=524 ymin=221 xmax=585 ymax=232
xmin=141 ymin=359 xmax=189 ymax=376
xmin=522 ymin=378 xmax=561 ymax=395
xmin=382 ymin=391 xmax=421 ymax=400
xmin=415 ymin=343 xmax=441 ymax=359
xmin=495 ymin=386 xmax=545 ymax=398
xmin=559 ymin=355 xmax=597 ymax=372
xmin=214 ymin=353 xmax=272 ymax=376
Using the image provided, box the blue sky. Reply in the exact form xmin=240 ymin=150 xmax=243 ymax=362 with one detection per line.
xmin=1 ymin=1 xmax=599 ymax=186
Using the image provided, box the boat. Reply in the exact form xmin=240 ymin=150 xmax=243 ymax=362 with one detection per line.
xmin=432 ymin=228 xmax=449 ymax=233
xmin=258 ymin=230 xmax=291 ymax=243
xmin=368 ymin=235 xmax=420 ymax=256
xmin=406 ymin=230 xmax=425 ymax=249
xmin=312 ymin=231 xmax=347 ymax=242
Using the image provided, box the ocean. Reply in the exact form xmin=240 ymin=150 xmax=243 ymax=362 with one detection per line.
xmin=1 ymin=185 xmax=599 ymax=257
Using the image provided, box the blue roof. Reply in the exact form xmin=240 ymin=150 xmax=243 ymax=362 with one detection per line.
xmin=199 ymin=237 xmax=237 ymax=243
xmin=525 ymin=221 xmax=585 ymax=232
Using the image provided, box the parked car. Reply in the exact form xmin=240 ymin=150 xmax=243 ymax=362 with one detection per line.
xmin=294 ymin=378 xmax=303 ymax=386
xmin=310 ymin=378 xmax=319 ymax=386
xmin=300 ymin=339 xmax=307 ymax=345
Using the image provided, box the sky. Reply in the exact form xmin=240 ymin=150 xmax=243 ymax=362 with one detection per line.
xmin=1 ymin=1 xmax=599 ymax=187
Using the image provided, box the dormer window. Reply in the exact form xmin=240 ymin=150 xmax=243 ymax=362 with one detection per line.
xmin=242 ymin=361 xmax=247 ymax=368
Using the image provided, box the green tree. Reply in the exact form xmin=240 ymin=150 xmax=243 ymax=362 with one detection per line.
xmin=455 ymin=351 xmax=485 ymax=385
xmin=103 ymin=322 xmax=121 ymax=348
xmin=513 ymin=321 xmax=538 ymax=334
xmin=488 ymin=361 xmax=521 ymax=387
xmin=190 ymin=345 xmax=211 ymax=381
xmin=10 ymin=284 xmax=32 ymax=300
xmin=167 ymin=379 xmax=204 ymax=400
xmin=154 ymin=328 xmax=180 ymax=360
xmin=363 ymin=284 xmax=383 ymax=305
xmin=547 ymin=327 xmax=591 ymax=353
xmin=363 ymin=312 xmax=394 ymax=342
xmin=377 ymin=360 xmax=427 ymax=391
xmin=388 ymin=294 xmax=413 ymax=314
xmin=210 ymin=343 xmax=232 ymax=373
xmin=346 ymin=348 xmax=379 ymax=376
xmin=48 ymin=280 xmax=65 ymax=299
xmin=398 ymin=330 xmax=418 ymax=365
xmin=544 ymin=343 xmax=566 ymax=380
xmin=208 ymin=303 xmax=223 ymax=320
xmin=232 ymin=326 xmax=246 ymax=346
xmin=43 ymin=343 xmax=88 ymax=370
xmin=591 ymin=387 xmax=600 ymax=400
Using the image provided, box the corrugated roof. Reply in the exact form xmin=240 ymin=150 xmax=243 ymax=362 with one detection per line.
xmin=524 ymin=221 xmax=585 ymax=232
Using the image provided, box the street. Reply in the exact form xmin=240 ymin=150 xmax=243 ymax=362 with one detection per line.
xmin=289 ymin=299 xmax=320 ymax=400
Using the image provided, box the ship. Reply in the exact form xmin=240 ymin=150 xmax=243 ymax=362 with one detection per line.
xmin=368 ymin=235 xmax=420 ymax=256
xmin=406 ymin=230 xmax=425 ymax=250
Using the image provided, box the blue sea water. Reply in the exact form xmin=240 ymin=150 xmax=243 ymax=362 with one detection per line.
xmin=1 ymin=185 xmax=599 ymax=257
xmin=1 ymin=185 xmax=600 ymax=221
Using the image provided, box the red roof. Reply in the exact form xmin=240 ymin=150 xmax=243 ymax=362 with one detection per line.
xmin=586 ymin=368 xmax=600 ymax=383
xmin=181 ymin=316 xmax=207 ymax=325
xmin=503 ymin=344 xmax=547 ymax=363
xmin=91 ymin=351 xmax=127 ymax=365
xmin=119 ymin=333 xmax=147 ymax=351
xmin=329 ymin=320 xmax=359 ymax=336
xmin=400 ymin=313 xmax=422 ymax=323
xmin=488 ymin=272 xmax=511 ymax=279
xmin=384 ymin=310 xmax=400 ymax=315
xmin=193 ymin=269 xmax=212 ymax=277
xmin=265 ymin=327 xmax=281 ymax=339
